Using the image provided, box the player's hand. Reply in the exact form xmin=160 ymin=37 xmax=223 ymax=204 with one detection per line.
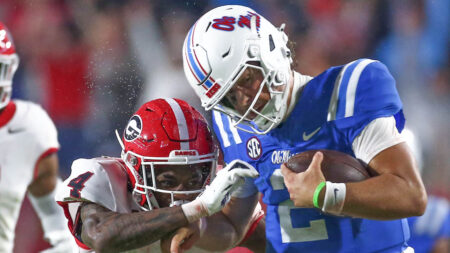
xmin=182 ymin=160 xmax=259 ymax=222
xmin=281 ymin=151 xmax=325 ymax=207
xmin=199 ymin=159 xmax=259 ymax=215
xmin=161 ymin=222 xmax=200 ymax=253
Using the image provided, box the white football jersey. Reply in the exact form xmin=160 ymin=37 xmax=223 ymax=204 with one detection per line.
xmin=0 ymin=100 xmax=59 ymax=252
xmin=56 ymin=157 xmax=142 ymax=252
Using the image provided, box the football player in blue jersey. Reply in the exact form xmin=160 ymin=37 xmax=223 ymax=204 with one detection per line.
xmin=173 ymin=4 xmax=429 ymax=253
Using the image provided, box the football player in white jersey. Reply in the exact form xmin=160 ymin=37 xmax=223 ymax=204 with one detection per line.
xmin=0 ymin=22 xmax=74 ymax=252
xmin=56 ymin=98 xmax=262 ymax=253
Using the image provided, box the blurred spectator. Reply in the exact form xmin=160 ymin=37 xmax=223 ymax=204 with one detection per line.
xmin=129 ymin=1 xmax=205 ymax=114
xmin=0 ymin=0 xmax=448 ymax=252
xmin=375 ymin=0 xmax=449 ymax=197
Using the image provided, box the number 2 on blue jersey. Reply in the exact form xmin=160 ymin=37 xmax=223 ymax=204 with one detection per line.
xmin=271 ymin=169 xmax=329 ymax=242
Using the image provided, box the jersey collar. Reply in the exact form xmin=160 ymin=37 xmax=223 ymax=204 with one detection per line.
xmin=285 ymin=71 xmax=312 ymax=119
xmin=0 ymin=101 xmax=16 ymax=128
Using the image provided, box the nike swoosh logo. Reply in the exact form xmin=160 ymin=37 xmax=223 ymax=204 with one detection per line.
xmin=302 ymin=127 xmax=321 ymax=141
xmin=7 ymin=128 xmax=25 ymax=134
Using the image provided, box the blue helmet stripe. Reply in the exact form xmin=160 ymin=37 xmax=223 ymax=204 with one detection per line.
xmin=186 ymin=25 xmax=213 ymax=88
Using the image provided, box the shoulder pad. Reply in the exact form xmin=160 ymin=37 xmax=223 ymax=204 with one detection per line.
xmin=56 ymin=157 xmax=131 ymax=213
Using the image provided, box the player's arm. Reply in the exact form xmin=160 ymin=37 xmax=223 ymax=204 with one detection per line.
xmin=79 ymin=202 xmax=190 ymax=252
xmin=237 ymin=208 xmax=266 ymax=253
xmin=168 ymin=160 xmax=260 ymax=253
xmin=335 ymin=115 xmax=427 ymax=219
xmin=166 ymin=193 xmax=259 ymax=253
xmin=28 ymin=153 xmax=58 ymax=196
xmin=338 ymin=141 xmax=426 ymax=219
xmin=196 ymin=193 xmax=259 ymax=251
xmin=282 ymin=119 xmax=427 ymax=220
xmin=431 ymin=238 xmax=449 ymax=253
xmin=28 ymin=153 xmax=74 ymax=251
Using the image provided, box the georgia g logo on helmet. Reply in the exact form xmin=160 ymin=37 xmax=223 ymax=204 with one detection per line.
xmin=124 ymin=115 xmax=143 ymax=142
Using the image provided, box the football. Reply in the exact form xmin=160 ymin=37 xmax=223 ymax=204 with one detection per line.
xmin=285 ymin=150 xmax=371 ymax=182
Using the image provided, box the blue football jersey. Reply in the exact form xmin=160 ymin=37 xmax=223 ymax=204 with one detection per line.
xmin=407 ymin=196 xmax=449 ymax=253
xmin=213 ymin=59 xmax=410 ymax=253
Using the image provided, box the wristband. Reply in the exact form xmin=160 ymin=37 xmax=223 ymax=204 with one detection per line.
xmin=313 ymin=181 xmax=326 ymax=208
xmin=322 ymin=181 xmax=346 ymax=215
xmin=181 ymin=199 xmax=209 ymax=223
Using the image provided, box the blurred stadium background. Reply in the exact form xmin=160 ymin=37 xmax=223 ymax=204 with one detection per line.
xmin=1 ymin=0 xmax=448 ymax=252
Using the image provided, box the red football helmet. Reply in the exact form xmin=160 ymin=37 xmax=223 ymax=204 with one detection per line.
xmin=117 ymin=98 xmax=218 ymax=210
xmin=0 ymin=22 xmax=19 ymax=109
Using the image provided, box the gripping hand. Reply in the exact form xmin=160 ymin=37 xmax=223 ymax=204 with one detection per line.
xmin=181 ymin=160 xmax=259 ymax=222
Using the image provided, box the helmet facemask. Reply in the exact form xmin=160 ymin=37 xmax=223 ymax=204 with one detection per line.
xmin=214 ymin=60 xmax=290 ymax=134
xmin=0 ymin=54 xmax=18 ymax=109
xmin=122 ymin=150 xmax=216 ymax=211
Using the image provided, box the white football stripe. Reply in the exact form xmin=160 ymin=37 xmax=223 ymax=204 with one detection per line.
xmin=165 ymin=98 xmax=189 ymax=150
xmin=227 ymin=115 xmax=242 ymax=144
xmin=327 ymin=60 xmax=354 ymax=121
xmin=213 ymin=110 xmax=231 ymax=148
xmin=345 ymin=59 xmax=376 ymax=117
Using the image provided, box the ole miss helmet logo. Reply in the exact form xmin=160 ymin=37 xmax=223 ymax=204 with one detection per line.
xmin=124 ymin=115 xmax=142 ymax=141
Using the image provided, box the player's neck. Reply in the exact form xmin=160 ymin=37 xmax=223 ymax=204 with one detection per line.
xmin=284 ymin=71 xmax=312 ymax=120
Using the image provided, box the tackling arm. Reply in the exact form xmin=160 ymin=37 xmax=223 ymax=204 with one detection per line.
xmin=167 ymin=193 xmax=259 ymax=253
xmin=80 ymin=202 xmax=190 ymax=253
xmin=168 ymin=160 xmax=260 ymax=253
xmin=195 ymin=193 xmax=260 ymax=251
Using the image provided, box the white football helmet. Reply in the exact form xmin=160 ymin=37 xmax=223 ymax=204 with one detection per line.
xmin=182 ymin=5 xmax=293 ymax=134
xmin=0 ymin=22 xmax=19 ymax=109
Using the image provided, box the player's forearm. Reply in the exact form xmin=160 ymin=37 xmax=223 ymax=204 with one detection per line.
xmin=81 ymin=203 xmax=188 ymax=252
xmin=194 ymin=212 xmax=241 ymax=251
xmin=196 ymin=195 xmax=259 ymax=251
xmin=320 ymin=174 xmax=427 ymax=220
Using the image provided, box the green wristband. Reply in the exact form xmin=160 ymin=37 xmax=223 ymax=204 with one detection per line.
xmin=313 ymin=181 xmax=326 ymax=208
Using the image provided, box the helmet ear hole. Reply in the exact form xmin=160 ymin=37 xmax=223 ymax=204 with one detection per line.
xmin=269 ymin=35 xmax=275 ymax=52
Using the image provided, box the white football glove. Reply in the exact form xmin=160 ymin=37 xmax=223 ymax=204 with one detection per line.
xmin=181 ymin=160 xmax=259 ymax=223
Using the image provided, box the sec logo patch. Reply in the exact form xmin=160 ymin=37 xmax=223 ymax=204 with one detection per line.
xmin=246 ymin=137 xmax=262 ymax=160
xmin=124 ymin=115 xmax=142 ymax=141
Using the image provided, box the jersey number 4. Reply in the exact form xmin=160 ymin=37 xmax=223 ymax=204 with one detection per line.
xmin=271 ymin=169 xmax=329 ymax=243
xmin=68 ymin=172 xmax=94 ymax=198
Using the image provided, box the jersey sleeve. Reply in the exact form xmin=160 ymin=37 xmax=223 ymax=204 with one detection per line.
xmin=56 ymin=158 xmax=127 ymax=211
xmin=55 ymin=158 xmax=130 ymax=251
xmin=29 ymin=103 xmax=60 ymax=154
xmin=332 ymin=59 xmax=405 ymax=146
xmin=352 ymin=116 xmax=405 ymax=164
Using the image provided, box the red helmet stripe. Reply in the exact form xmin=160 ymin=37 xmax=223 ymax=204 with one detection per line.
xmin=164 ymin=98 xmax=190 ymax=150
